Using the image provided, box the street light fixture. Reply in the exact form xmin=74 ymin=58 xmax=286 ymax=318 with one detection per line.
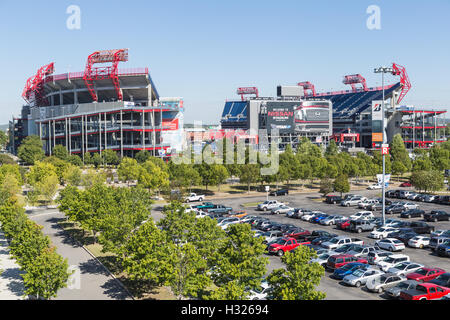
xmin=374 ymin=66 xmax=394 ymax=227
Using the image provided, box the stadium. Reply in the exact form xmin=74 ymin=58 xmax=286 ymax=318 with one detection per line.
xmin=220 ymin=63 xmax=448 ymax=150
xmin=10 ymin=49 xmax=184 ymax=159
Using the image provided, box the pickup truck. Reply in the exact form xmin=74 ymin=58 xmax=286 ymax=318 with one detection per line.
xmin=184 ymin=193 xmax=205 ymax=203
xmin=321 ymin=236 xmax=364 ymax=250
xmin=408 ymin=221 xmax=435 ymax=234
xmin=399 ymin=283 xmax=450 ymax=300
xmin=267 ymin=237 xmax=311 ymax=256
xmin=192 ymin=202 xmax=215 ymax=210
xmin=205 ymin=204 xmax=233 ymax=214
xmin=257 ymin=200 xmax=285 ymax=212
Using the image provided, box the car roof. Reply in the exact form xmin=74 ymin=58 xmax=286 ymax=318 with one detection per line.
xmin=388 ymin=254 xmax=409 ymax=258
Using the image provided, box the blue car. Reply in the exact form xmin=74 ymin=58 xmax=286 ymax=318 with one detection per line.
xmin=312 ymin=214 xmax=329 ymax=223
xmin=332 ymin=262 xmax=369 ymax=280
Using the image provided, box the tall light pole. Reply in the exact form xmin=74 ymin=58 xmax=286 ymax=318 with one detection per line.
xmin=374 ymin=66 xmax=394 ymax=227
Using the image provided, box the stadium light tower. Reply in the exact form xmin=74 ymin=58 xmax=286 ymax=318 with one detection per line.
xmin=374 ymin=66 xmax=394 ymax=227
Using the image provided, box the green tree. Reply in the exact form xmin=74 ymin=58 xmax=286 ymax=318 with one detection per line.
xmin=17 ymin=135 xmax=45 ymax=165
xmin=35 ymin=174 xmax=59 ymax=204
xmin=138 ymin=160 xmax=170 ymax=195
xmin=83 ymin=152 xmax=93 ymax=166
xmin=102 ymin=150 xmax=120 ymax=166
xmin=0 ymin=154 xmax=15 ymax=165
xmin=0 ymin=173 xmax=21 ymax=203
xmin=91 ymin=153 xmax=103 ymax=168
xmin=81 ymin=169 xmax=106 ymax=188
xmin=62 ymin=164 xmax=82 ymax=186
xmin=319 ymin=177 xmax=333 ymax=197
xmin=268 ymin=246 xmax=326 ymax=300
xmin=52 ymin=145 xmax=69 ymax=161
xmin=411 ymin=170 xmax=444 ymax=193
xmin=210 ymin=223 xmax=268 ymax=300
xmin=392 ymin=160 xmax=408 ymax=181
xmin=333 ymin=174 xmax=350 ymax=196
xmin=135 ymin=150 xmax=151 ymax=163
xmin=0 ymin=130 xmax=8 ymax=150
xmin=22 ymin=247 xmax=70 ymax=300
xmin=325 ymin=140 xmax=339 ymax=156
xmin=68 ymin=154 xmax=83 ymax=167
xmin=168 ymin=162 xmax=201 ymax=193
xmin=117 ymin=157 xmax=140 ymax=185
xmin=389 ymin=134 xmax=412 ymax=172
xmin=238 ymin=164 xmax=260 ymax=193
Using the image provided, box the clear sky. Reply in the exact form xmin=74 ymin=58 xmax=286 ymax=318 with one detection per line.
xmin=0 ymin=0 xmax=449 ymax=125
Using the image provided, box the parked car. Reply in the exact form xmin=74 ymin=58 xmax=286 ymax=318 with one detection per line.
xmin=206 ymin=204 xmax=233 ymax=214
xmin=184 ymin=193 xmax=205 ymax=202
xmin=350 ymin=211 xmax=375 ymax=220
xmin=366 ymin=273 xmax=407 ymax=293
xmin=310 ymin=252 xmax=334 ymax=267
xmin=429 ymin=236 xmax=450 ymax=251
xmin=326 ymin=254 xmax=368 ymax=271
xmin=267 ymin=237 xmax=309 ymax=256
xmin=342 ymin=268 xmax=384 ymax=287
xmin=385 ymin=205 xmax=407 ymax=215
xmin=283 ymin=227 xmax=311 ymax=240
xmin=301 ymin=211 xmax=318 ymax=222
xmin=341 ymin=196 xmax=367 ymax=207
xmin=257 ymin=200 xmax=285 ymax=211
xmin=385 ymin=280 xmax=419 ymax=299
xmin=369 ymin=227 xmax=399 ymax=239
xmin=375 ymin=238 xmax=406 ymax=252
xmin=320 ymin=215 xmax=344 ymax=226
xmin=321 ymin=236 xmax=364 ymax=250
xmin=406 ymin=267 xmax=447 ymax=282
xmin=269 ymin=189 xmax=289 ymax=196
xmin=424 ymin=195 xmax=438 ymax=203
xmin=387 ymin=262 xmax=424 ymax=276
xmin=367 ymin=250 xmax=395 ymax=265
xmin=325 ymin=195 xmax=343 ymax=204
xmin=431 ymin=230 xmax=450 ymax=238
xmin=358 ymin=199 xmax=379 ymax=210
xmin=291 ymin=208 xmax=312 ymax=219
xmin=395 ymin=231 xmax=419 ymax=245
xmin=336 ymin=218 xmax=351 ymax=230
xmin=400 ymin=209 xmax=425 ymax=219
xmin=429 ymin=272 xmax=450 ymax=289
xmin=408 ymin=236 xmax=430 ymax=249
xmin=304 ymin=230 xmax=337 ymax=242
xmin=279 ymin=224 xmax=297 ymax=233
xmin=436 ymin=240 xmax=450 ymax=257
xmin=261 ymin=230 xmax=283 ymax=244
xmin=400 ymin=283 xmax=450 ymax=300
xmin=400 ymin=182 xmax=412 ymax=187
xmin=409 ymin=221 xmax=435 ymax=234
xmin=346 ymin=245 xmax=377 ymax=258
xmin=349 ymin=220 xmax=377 ymax=233
xmin=332 ymin=243 xmax=361 ymax=255
xmin=377 ymin=254 xmax=410 ymax=272
xmin=311 ymin=213 xmax=330 ymax=224
xmin=271 ymin=205 xmax=294 ymax=215
xmin=311 ymin=236 xmax=335 ymax=246
xmin=332 ymin=262 xmax=369 ymax=280
xmin=424 ymin=210 xmax=450 ymax=222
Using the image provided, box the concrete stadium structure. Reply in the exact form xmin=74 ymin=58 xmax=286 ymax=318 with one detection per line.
xmin=10 ymin=49 xmax=184 ymax=159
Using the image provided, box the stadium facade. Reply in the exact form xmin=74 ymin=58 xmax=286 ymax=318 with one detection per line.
xmin=10 ymin=49 xmax=184 ymax=159
xmin=220 ymin=63 xmax=447 ymax=150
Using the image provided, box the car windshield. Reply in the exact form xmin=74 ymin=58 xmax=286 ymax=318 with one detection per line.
xmin=329 ymin=238 xmax=340 ymax=244
xmin=352 ymin=269 xmax=366 ymax=277
xmin=415 ymin=285 xmax=427 ymax=293
xmin=341 ymin=264 xmax=356 ymax=270
xmin=318 ymin=254 xmax=330 ymax=260
xmin=415 ymin=269 xmax=428 ymax=275
xmin=274 ymin=239 xmax=287 ymax=245
xmin=397 ymin=282 xmax=411 ymax=289
xmin=384 ymin=257 xmax=397 ymax=264
xmin=352 ymin=246 xmax=364 ymax=253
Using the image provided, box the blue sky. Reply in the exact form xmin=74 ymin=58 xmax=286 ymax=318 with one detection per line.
xmin=1 ymin=0 xmax=449 ymax=124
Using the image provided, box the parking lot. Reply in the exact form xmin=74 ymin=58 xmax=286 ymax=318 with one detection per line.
xmin=210 ymin=188 xmax=450 ymax=300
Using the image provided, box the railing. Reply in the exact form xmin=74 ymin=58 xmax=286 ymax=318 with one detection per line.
xmin=44 ymin=68 xmax=149 ymax=83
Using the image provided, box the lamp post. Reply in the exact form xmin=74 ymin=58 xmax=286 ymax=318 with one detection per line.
xmin=374 ymin=66 xmax=394 ymax=227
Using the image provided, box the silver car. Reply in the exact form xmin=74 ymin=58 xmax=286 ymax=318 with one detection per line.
xmin=386 ymin=261 xmax=424 ymax=276
xmin=385 ymin=280 xmax=419 ymax=299
xmin=310 ymin=252 xmax=334 ymax=267
xmin=342 ymin=268 xmax=385 ymax=287
xmin=366 ymin=273 xmax=407 ymax=293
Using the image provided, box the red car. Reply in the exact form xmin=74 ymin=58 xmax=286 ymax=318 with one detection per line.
xmin=406 ymin=267 xmax=446 ymax=282
xmin=283 ymin=227 xmax=311 ymax=240
xmin=400 ymin=182 xmax=412 ymax=187
xmin=400 ymin=283 xmax=450 ymax=300
xmin=326 ymin=254 xmax=368 ymax=271
xmin=267 ymin=237 xmax=310 ymax=256
xmin=336 ymin=219 xmax=351 ymax=230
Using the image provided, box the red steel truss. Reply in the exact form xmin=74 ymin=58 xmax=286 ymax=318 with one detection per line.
xmin=237 ymin=87 xmax=258 ymax=101
xmin=343 ymin=74 xmax=368 ymax=92
xmin=391 ymin=63 xmax=411 ymax=104
xmin=83 ymin=49 xmax=129 ymax=102
xmin=22 ymin=63 xmax=55 ymax=106
xmin=297 ymin=81 xmax=316 ymax=97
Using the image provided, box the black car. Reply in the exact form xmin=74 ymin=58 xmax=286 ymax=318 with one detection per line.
xmin=311 ymin=236 xmax=333 ymax=246
xmin=385 ymin=205 xmax=407 ymax=215
xmin=437 ymin=196 xmax=450 ymax=205
xmin=325 ymin=195 xmax=343 ymax=204
xmin=424 ymin=210 xmax=450 ymax=222
xmin=304 ymin=230 xmax=337 ymax=242
xmin=400 ymin=209 xmax=425 ymax=219
xmin=395 ymin=231 xmax=419 ymax=244
xmin=279 ymin=224 xmax=297 ymax=233
xmin=261 ymin=222 xmax=283 ymax=232
xmin=270 ymin=189 xmax=289 ymax=196
xmin=429 ymin=273 xmax=450 ymax=288
xmin=408 ymin=221 xmax=435 ymax=234
xmin=415 ymin=194 xmax=427 ymax=202
xmin=385 ymin=190 xmax=397 ymax=198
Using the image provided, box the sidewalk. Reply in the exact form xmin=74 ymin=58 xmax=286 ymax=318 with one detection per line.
xmin=0 ymin=232 xmax=25 ymax=300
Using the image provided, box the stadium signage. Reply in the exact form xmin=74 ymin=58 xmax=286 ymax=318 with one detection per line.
xmin=267 ymin=111 xmax=294 ymax=117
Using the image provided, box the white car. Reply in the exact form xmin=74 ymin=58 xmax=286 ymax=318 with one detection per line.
xmin=368 ymin=184 xmax=383 ymax=190
xmin=310 ymin=252 xmax=334 ymax=267
xmin=342 ymin=268 xmax=385 ymax=287
xmin=195 ymin=211 xmax=209 ymax=219
xmin=369 ymin=227 xmax=399 ymax=239
xmin=375 ymin=238 xmax=406 ymax=252
xmin=377 ymin=254 xmax=410 ymax=272
xmin=358 ymin=199 xmax=379 ymax=209
xmin=271 ymin=205 xmax=293 ymax=215
xmin=386 ymin=261 xmax=424 ymax=276
xmin=248 ymin=281 xmax=271 ymax=300
xmin=408 ymin=236 xmax=430 ymax=249
xmin=402 ymin=202 xmax=419 ymax=210
xmin=218 ymin=217 xmax=240 ymax=229
xmin=185 ymin=193 xmax=205 ymax=202
xmin=301 ymin=212 xmax=318 ymax=221
xmin=320 ymin=215 xmax=343 ymax=226
xmin=350 ymin=211 xmax=375 ymax=220
xmin=366 ymin=273 xmax=406 ymax=293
